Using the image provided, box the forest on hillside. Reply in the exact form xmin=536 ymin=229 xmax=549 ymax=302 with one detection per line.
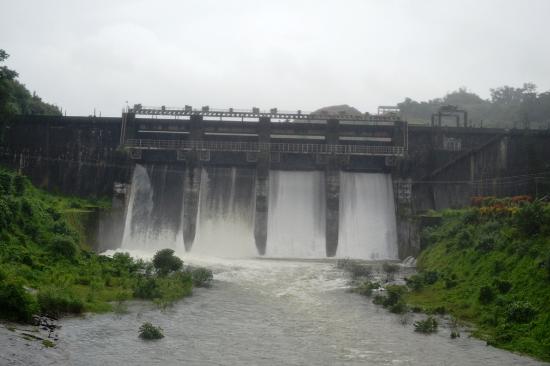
xmin=397 ymin=84 xmax=550 ymax=128
xmin=0 ymin=50 xmax=60 ymax=123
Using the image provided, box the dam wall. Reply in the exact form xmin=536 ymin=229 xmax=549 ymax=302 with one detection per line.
xmin=2 ymin=114 xmax=550 ymax=258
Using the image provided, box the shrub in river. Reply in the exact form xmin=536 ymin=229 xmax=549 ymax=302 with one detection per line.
xmin=139 ymin=322 xmax=164 ymax=340
xmin=372 ymin=294 xmax=385 ymax=305
xmin=383 ymin=285 xmax=406 ymax=308
xmin=0 ymin=280 xmax=38 ymax=322
xmin=389 ymin=301 xmax=408 ymax=314
xmin=414 ymin=316 xmax=438 ymax=334
xmin=152 ymin=249 xmax=183 ymax=276
xmin=478 ymin=285 xmax=495 ymax=305
xmin=354 ymin=281 xmax=380 ymax=297
xmin=506 ymin=301 xmax=537 ymax=323
xmin=37 ymin=288 xmax=84 ymax=317
xmin=133 ymin=277 xmax=161 ymax=299
xmin=42 ymin=339 xmax=55 ymax=348
xmin=188 ymin=267 xmax=213 ymax=288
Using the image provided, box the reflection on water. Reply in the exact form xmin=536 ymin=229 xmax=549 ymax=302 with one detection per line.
xmin=18 ymin=256 xmax=544 ymax=366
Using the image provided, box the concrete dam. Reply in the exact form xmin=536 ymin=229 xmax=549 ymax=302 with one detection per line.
xmin=2 ymin=105 xmax=550 ymax=258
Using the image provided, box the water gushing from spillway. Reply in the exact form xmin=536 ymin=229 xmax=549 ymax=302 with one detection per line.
xmin=337 ymin=172 xmax=398 ymax=259
xmin=121 ymin=164 xmax=184 ymax=252
xmin=265 ymin=170 xmax=327 ymax=258
xmin=192 ymin=167 xmax=257 ymax=257
xmin=120 ymin=165 xmax=399 ymax=259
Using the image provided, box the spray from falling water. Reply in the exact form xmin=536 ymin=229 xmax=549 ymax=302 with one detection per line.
xmin=192 ymin=167 xmax=257 ymax=257
xmin=265 ymin=170 xmax=326 ymax=258
xmin=121 ymin=164 xmax=184 ymax=252
xmin=337 ymin=172 xmax=398 ymax=259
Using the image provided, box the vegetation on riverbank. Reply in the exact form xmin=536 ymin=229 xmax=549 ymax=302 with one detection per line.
xmin=349 ymin=197 xmax=550 ymax=361
xmin=405 ymin=197 xmax=550 ymax=361
xmin=0 ymin=167 xmax=212 ymax=323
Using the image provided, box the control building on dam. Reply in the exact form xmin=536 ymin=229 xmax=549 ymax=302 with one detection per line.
xmin=1 ymin=105 xmax=550 ymax=258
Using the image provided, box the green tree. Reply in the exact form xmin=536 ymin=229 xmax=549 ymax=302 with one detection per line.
xmin=0 ymin=49 xmax=61 ymax=133
xmin=152 ymin=249 xmax=183 ymax=276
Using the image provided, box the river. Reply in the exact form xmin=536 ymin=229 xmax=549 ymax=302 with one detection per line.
xmin=4 ymin=257 xmax=545 ymax=366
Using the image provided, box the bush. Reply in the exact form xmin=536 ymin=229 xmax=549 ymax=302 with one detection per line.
xmin=444 ymin=278 xmax=458 ymax=289
xmin=49 ymin=235 xmax=78 ymax=259
xmin=138 ymin=322 xmax=164 ymax=340
xmin=475 ymin=235 xmax=495 ymax=253
xmin=372 ymin=294 xmax=385 ymax=305
xmin=506 ymin=301 xmax=537 ymax=323
xmin=493 ymin=279 xmax=512 ymax=294
xmin=355 ymin=281 xmax=380 ymax=297
xmin=514 ymin=201 xmax=544 ymax=236
xmin=152 ymin=249 xmax=183 ymax=276
xmin=405 ymin=274 xmax=424 ymax=291
xmin=479 ymin=285 xmax=495 ymax=305
xmin=423 ymin=271 xmax=439 ymax=285
xmin=13 ymin=175 xmax=26 ymax=196
xmin=389 ymin=301 xmax=408 ymax=314
xmin=0 ymin=171 xmax=12 ymax=194
xmin=382 ymin=285 xmax=406 ymax=308
xmin=414 ymin=316 xmax=438 ymax=334
xmin=0 ymin=197 xmax=12 ymax=229
xmin=0 ymin=281 xmax=38 ymax=322
xmin=133 ymin=277 xmax=161 ymax=299
xmin=37 ymin=288 xmax=84 ymax=318
xmin=189 ymin=267 xmax=213 ymax=288
xmin=462 ymin=209 xmax=479 ymax=224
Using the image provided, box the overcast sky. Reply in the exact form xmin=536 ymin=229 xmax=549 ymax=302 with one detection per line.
xmin=1 ymin=0 xmax=550 ymax=116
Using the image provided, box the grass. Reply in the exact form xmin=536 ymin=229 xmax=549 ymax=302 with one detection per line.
xmin=0 ymin=167 xmax=212 ymax=323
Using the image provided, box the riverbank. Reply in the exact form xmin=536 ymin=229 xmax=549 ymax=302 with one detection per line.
xmin=350 ymin=197 xmax=550 ymax=362
xmin=2 ymin=257 xmax=545 ymax=365
xmin=0 ymin=167 xmax=212 ymax=331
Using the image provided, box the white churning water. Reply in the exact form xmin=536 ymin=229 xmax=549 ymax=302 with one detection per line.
xmin=265 ymin=170 xmax=327 ymax=258
xmin=120 ymin=165 xmax=398 ymax=259
xmin=337 ymin=172 xmax=398 ymax=260
xmin=121 ymin=164 xmax=184 ymax=252
xmin=192 ymin=167 xmax=257 ymax=257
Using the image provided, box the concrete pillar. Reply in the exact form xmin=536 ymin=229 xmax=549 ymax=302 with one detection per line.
xmin=120 ymin=112 xmax=136 ymax=146
xmin=183 ymin=167 xmax=201 ymax=251
xmin=254 ymin=117 xmax=270 ymax=255
xmin=325 ymin=118 xmax=340 ymax=257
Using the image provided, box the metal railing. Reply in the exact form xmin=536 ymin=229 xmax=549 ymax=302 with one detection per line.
xmin=128 ymin=105 xmax=401 ymax=123
xmin=125 ymin=139 xmax=405 ymax=156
